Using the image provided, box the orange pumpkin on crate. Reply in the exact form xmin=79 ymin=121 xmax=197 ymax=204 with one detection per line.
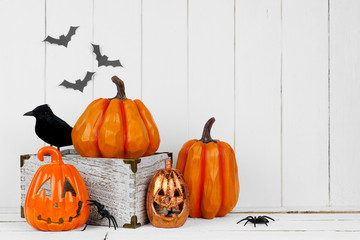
xmin=72 ymin=76 xmax=160 ymax=159
xmin=24 ymin=147 xmax=90 ymax=231
xmin=176 ymin=117 xmax=239 ymax=219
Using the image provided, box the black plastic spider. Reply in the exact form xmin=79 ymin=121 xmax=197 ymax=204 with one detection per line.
xmin=237 ymin=215 xmax=275 ymax=227
xmin=87 ymin=200 xmax=118 ymax=230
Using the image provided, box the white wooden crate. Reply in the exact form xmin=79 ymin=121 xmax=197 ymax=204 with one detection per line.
xmin=20 ymin=149 xmax=171 ymax=228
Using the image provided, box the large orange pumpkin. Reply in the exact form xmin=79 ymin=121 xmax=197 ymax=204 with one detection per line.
xmin=24 ymin=147 xmax=90 ymax=231
xmin=176 ymin=117 xmax=239 ymax=219
xmin=72 ymin=76 xmax=160 ymax=159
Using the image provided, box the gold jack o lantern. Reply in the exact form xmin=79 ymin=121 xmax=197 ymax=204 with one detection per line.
xmin=146 ymin=159 xmax=189 ymax=228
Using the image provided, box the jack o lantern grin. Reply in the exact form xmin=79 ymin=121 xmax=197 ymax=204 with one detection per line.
xmin=153 ymin=201 xmax=184 ymax=218
xmin=36 ymin=201 xmax=83 ymax=225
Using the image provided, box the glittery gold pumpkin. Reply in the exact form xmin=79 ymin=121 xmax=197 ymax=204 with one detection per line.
xmin=146 ymin=159 xmax=189 ymax=228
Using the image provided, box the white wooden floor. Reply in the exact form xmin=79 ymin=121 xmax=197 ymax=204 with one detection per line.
xmin=1 ymin=209 xmax=360 ymax=240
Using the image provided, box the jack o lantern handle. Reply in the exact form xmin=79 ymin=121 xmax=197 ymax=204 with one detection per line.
xmin=165 ymin=158 xmax=172 ymax=170
xmin=199 ymin=117 xmax=217 ymax=144
xmin=37 ymin=146 xmax=64 ymax=165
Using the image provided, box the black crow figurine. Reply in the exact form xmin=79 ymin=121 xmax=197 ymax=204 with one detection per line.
xmin=24 ymin=104 xmax=72 ymax=150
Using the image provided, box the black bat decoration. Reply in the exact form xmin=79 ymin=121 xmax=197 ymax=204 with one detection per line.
xmin=44 ymin=26 xmax=79 ymax=47
xmin=92 ymin=44 xmax=123 ymax=68
xmin=59 ymin=72 xmax=95 ymax=92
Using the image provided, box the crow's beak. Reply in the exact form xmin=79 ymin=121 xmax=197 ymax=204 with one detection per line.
xmin=24 ymin=111 xmax=33 ymax=116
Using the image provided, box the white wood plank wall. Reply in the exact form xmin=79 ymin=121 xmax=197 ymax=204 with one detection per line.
xmin=235 ymin=0 xmax=282 ymax=209
xmin=282 ymin=0 xmax=329 ymax=208
xmin=0 ymin=0 xmax=359 ymax=212
xmin=330 ymin=0 xmax=360 ymax=208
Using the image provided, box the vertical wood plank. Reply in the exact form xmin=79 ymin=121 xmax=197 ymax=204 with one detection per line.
xmin=46 ymin=0 xmax=94 ymax=126
xmin=188 ymin=0 xmax=234 ymax=146
xmin=93 ymin=0 xmax=142 ymax=101
xmin=282 ymin=0 xmax=329 ymax=207
xmin=330 ymin=0 xmax=360 ymax=207
xmin=0 ymin=0 xmax=45 ymax=207
xmin=142 ymin=0 xmax=188 ymax=162
xmin=235 ymin=0 xmax=282 ymax=209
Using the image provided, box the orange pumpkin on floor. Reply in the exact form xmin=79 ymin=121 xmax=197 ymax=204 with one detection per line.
xmin=176 ymin=117 xmax=239 ymax=219
xmin=72 ymin=76 xmax=160 ymax=159
xmin=24 ymin=147 xmax=90 ymax=231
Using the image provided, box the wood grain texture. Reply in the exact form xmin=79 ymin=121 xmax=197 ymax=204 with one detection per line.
xmin=235 ymin=0 xmax=282 ymax=209
xmin=0 ymin=0 xmax=45 ymax=208
xmin=330 ymin=0 xmax=360 ymax=207
xmin=142 ymin=0 xmax=188 ymax=164
xmin=45 ymin=0 xmax=94 ymax=127
xmin=282 ymin=0 xmax=329 ymax=207
xmin=93 ymin=0 xmax=141 ymax=100
xmin=188 ymin=0 xmax=235 ymax=146
xmin=20 ymin=151 xmax=169 ymax=227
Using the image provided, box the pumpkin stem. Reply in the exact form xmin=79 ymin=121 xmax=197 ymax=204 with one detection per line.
xmin=199 ymin=117 xmax=217 ymax=144
xmin=165 ymin=158 xmax=173 ymax=170
xmin=111 ymin=76 xmax=127 ymax=100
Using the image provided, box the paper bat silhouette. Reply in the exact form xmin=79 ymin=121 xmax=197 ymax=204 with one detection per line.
xmin=59 ymin=72 xmax=95 ymax=92
xmin=92 ymin=44 xmax=123 ymax=67
xmin=44 ymin=26 xmax=79 ymax=47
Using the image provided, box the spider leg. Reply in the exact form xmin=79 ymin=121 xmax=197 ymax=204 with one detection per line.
xmin=254 ymin=216 xmax=261 ymax=228
xmin=109 ymin=216 xmax=114 ymax=229
xmin=81 ymin=223 xmax=88 ymax=231
xmin=110 ymin=216 xmax=118 ymax=230
xmin=263 ymin=216 xmax=275 ymax=221
xmin=237 ymin=216 xmax=251 ymax=224
xmin=87 ymin=202 xmax=100 ymax=211
xmin=244 ymin=220 xmax=250 ymax=226
xmin=264 ymin=221 xmax=268 ymax=226
xmin=107 ymin=216 xmax=111 ymax=228
xmin=87 ymin=200 xmax=105 ymax=211
xmin=113 ymin=216 xmax=118 ymax=228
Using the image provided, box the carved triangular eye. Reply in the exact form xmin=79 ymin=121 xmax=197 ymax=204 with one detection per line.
xmin=37 ymin=178 xmax=51 ymax=197
xmin=174 ymin=189 xmax=180 ymax=197
xmin=61 ymin=178 xmax=77 ymax=198
xmin=158 ymin=189 xmax=165 ymax=196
